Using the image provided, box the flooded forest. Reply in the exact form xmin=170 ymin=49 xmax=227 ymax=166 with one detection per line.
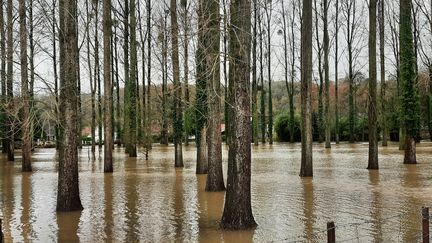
xmin=0 ymin=0 xmax=432 ymax=242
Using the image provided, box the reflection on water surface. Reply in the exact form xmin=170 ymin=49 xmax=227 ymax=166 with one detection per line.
xmin=0 ymin=142 xmax=431 ymax=242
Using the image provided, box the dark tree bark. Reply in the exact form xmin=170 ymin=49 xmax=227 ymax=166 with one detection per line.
xmin=0 ymin=0 xmax=6 ymax=153
xmin=123 ymin=0 xmax=131 ymax=152
xmin=86 ymin=0 xmax=96 ymax=158
xmin=323 ymin=0 xmax=331 ymax=149
xmin=368 ymin=0 xmax=378 ymax=170
xmin=400 ymin=0 xmax=420 ymax=164
xmin=334 ymin=0 xmax=340 ymax=144
xmin=103 ymin=0 xmax=113 ymax=172
xmin=314 ymin=0 xmax=324 ymax=144
xmin=379 ymin=0 xmax=387 ymax=146
xmin=170 ymin=0 xmax=184 ymax=167
xmin=145 ymin=0 xmax=152 ymax=159
xmin=264 ymin=1 xmax=273 ymax=144
xmin=300 ymin=0 xmax=313 ymax=177
xmin=159 ymin=12 xmax=169 ymax=146
xmin=195 ymin=0 xmax=208 ymax=174
xmin=57 ymin=0 xmax=83 ymax=212
xmin=252 ymin=0 xmax=258 ymax=146
xmin=259 ymin=7 xmax=266 ymax=144
xmin=127 ymin=0 xmax=138 ymax=157
xmin=220 ymin=0 xmax=256 ymax=230
xmin=205 ymin=0 xmax=225 ymax=192
xmin=114 ymin=15 xmax=121 ymax=147
xmin=6 ymin=0 xmax=14 ymax=161
xmin=19 ymin=0 xmax=31 ymax=172
xmin=343 ymin=0 xmax=357 ymax=143
xmin=93 ymin=0 xmax=101 ymax=154
xmin=181 ymin=0 xmax=190 ymax=146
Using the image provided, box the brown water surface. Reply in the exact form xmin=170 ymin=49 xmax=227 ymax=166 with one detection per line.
xmin=0 ymin=142 xmax=431 ymax=242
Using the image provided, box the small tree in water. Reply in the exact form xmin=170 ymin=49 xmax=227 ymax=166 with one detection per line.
xmin=220 ymin=0 xmax=256 ymax=230
xmin=399 ymin=0 xmax=420 ymax=164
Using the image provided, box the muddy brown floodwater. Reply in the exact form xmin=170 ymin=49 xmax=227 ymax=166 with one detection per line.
xmin=0 ymin=142 xmax=432 ymax=242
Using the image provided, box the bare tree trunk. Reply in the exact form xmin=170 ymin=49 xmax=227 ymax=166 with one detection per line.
xmin=265 ymin=1 xmax=273 ymax=144
xmin=334 ymin=0 xmax=340 ymax=144
xmin=52 ymin=0 xmax=61 ymax=151
xmin=19 ymin=0 xmax=31 ymax=172
xmin=127 ymin=0 xmax=138 ymax=157
xmin=368 ymin=0 xmax=378 ymax=170
xmin=195 ymin=0 xmax=208 ymax=174
xmin=252 ymin=0 xmax=258 ymax=146
xmin=182 ymin=0 xmax=190 ymax=146
xmin=103 ymin=0 xmax=113 ymax=172
xmin=171 ymin=0 xmax=183 ymax=167
xmin=324 ymin=0 xmax=331 ymax=149
xmin=93 ymin=1 xmax=102 ymax=149
xmin=123 ymin=0 xmax=130 ymax=152
xmin=86 ymin=0 xmax=93 ymax=155
xmin=160 ymin=13 xmax=168 ymax=146
xmin=57 ymin=0 xmax=83 ymax=212
xmin=380 ymin=0 xmax=387 ymax=146
xmin=6 ymin=0 xmax=14 ymax=161
xmin=145 ymin=0 xmax=152 ymax=159
xmin=221 ymin=0 xmax=256 ymax=229
xmin=300 ymin=0 xmax=313 ymax=177
xmin=314 ymin=0 xmax=324 ymax=144
xmin=259 ymin=8 xmax=266 ymax=144
xmin=28 ymin=0 xmax=35 ymax=147
xmin=206 ymin=0 xmax=225 ymax=192
xmin=0 ymin=0 xmax=6 ymax=153
xmin=114 ymin=18 xmax=121 ymax=147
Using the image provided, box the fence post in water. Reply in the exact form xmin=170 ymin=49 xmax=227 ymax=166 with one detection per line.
xmin=423 ymin=207 xmax=430 ymax=243
xmin=0 ymin=218 xmax=3 ymax=243
xmin=327 ymin=221 xmax=335 ymax=243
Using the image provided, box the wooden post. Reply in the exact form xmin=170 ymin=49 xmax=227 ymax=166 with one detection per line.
xmin=0 ymin=218 xmax=3 ymax=243
xmin=423 ymin=207 xmax=430 ymax=243
xmin=327 ymin=221 xmax=335 ymax=243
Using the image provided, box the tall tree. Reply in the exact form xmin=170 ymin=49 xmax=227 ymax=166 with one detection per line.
xmin=181 ymin=0 xmax=190 ymax=146
xmin=399 ymin=0 xmax=420 ymax=164
xmin=264 ymin=0 xmax=273 ymax=144
xmin=0 ymin=0 xmax=6 ymax=153
xmin=103 ymin=0 xmax=113 ymax=172
xmin=86 ymin=0 xmax=96 ymax=158
xmin=259 ymin=5 xmax=266 ymax=144
xmin=93 ymin=0 xmax=101 ymax=152
xmin=314 ymin=0 xmax=324 ymax=144
xmin=280 ymin=0 xmax=297 ymax=144
xmin=379 ymin=0 xmax=387 ymax=146
xmin=205 ymin=0 xmax=225 ymax=192
xmin=160 ymin=12 xmax=169 ymax=146
xmin=368 ymin=0 xmax=378 ymax=170
xmin=195 ymin=0 xmax=208 ymax=174
xmin=145 ymin=0 xmax=152 ymax=159
xmin=57 ymin=0 xmax=83 ymax=212
xmin=334 ymin=0 xmax=340 ymax=144
xmin=6 ymin=0 xmax=14 ymax=161
xmin=300 ymin=0 xmax=313 ymax=177
xmin=221 ymin=0 xmax=256 ymax=229
xmin=171 ymin=0 xmax=184 ymax=167
xmin=127 ymin=0 xmax=138 ymax=157
xmin=342 ymin=0 xmax=361 ymax=143
xmin=123 ymin=0 xmax=131 ymax=152
xmin=19 ymin=0 xmax=31 ymax=172
xmin=323 ymin=0 xmax=331 ymax=148
xmin=252 ymin=0 xmax=258 ymax=146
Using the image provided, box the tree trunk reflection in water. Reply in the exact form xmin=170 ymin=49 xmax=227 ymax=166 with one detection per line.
xmin=0 ymin=145 xmax=431 ymax=242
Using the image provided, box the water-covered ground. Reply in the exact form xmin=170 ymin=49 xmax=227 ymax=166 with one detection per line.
xmin=0 ymin=142 xmax=431 ymax=242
